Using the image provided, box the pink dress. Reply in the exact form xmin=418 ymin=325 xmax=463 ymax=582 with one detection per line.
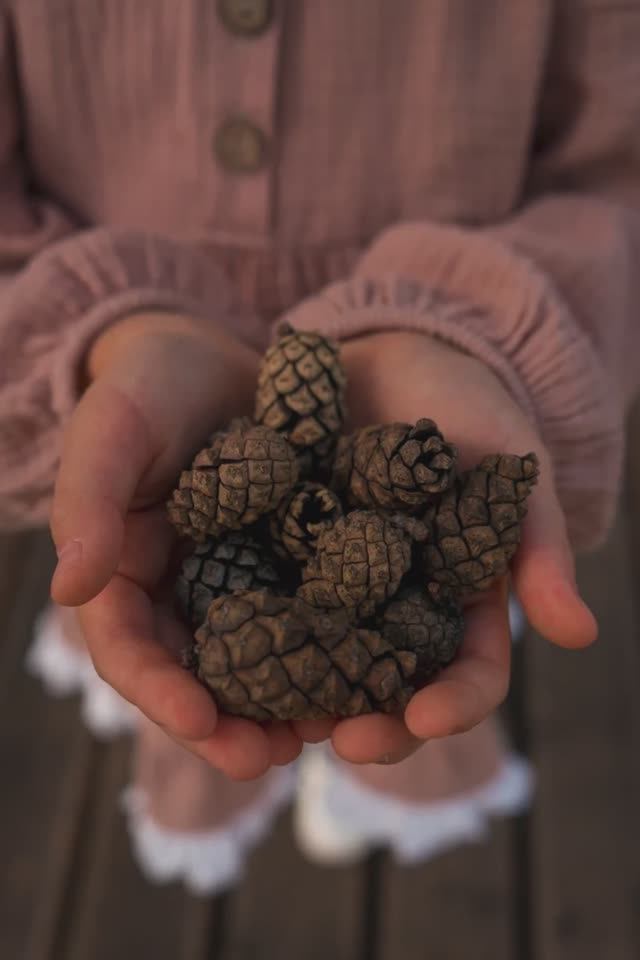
xmin=2 ymin=1 xmax=639 ymax=892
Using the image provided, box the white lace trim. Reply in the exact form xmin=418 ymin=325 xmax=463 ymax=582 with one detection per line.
xmin=322 ymin=750 xmax=533 ymax=864
xmin=121 ymin=765 xmax=296 ymax=896
xmin=26 ymin=606 xmax=137 ymax=739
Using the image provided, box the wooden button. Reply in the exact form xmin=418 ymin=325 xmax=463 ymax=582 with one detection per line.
xmin=215 ymin=117 xmax=268 ymax=174
xmin=217 ymin=0 xmax=272 ymax=36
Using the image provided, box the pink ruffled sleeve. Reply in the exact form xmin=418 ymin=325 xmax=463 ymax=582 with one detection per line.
xmin=285 ymin=4 xmax=640 ymax=550
xmin=0 ymin=14 xmax=230 ymax=529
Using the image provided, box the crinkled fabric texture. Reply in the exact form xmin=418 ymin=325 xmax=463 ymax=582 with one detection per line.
xmin=284 ymin=204 xmax=635 ymax=553
xmin=0 ymin=2 xmax=638 ymax=544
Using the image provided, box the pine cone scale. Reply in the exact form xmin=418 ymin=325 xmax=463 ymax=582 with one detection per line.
xmin=299 ymin=511 xmax=416 ymax=618
xmin=176 ymin=533 xmax=283 ymax=628
xmin=464 ymin=524 xmax=500 ymax=558
xmin=168 ymin=424 xmax=298 ymax=541
xmin=423 ymin=452 xmax=538 ymax=596
xmin=255 ymin=327 xmax=347 ymax=476
xmin=193 ymin=591 xmax=427 ymax=719
xmin=334 ymin=419 xmax=457 ymax=510
xmin=378 ymin=589 xmax=464 ymax=683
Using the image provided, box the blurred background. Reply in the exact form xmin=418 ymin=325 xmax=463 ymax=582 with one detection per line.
xmin=1 ymin=405 xmax=638 ymax=960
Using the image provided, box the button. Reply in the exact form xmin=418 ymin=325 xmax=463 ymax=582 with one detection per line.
xmin=217 ymin=0 xmax=272 ymax=36
xmin=215 ymin=117 xmax=268 ymax=174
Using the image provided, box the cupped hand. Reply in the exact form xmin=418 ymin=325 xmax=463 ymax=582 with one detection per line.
xmin=50 ymin=313 xmax=303 ymax=779
xmin=292 ymin=331 xmax=598 ymax=764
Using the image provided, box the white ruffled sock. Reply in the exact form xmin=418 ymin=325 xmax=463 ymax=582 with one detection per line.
xmin=122 ymin=766 xmax=296 ymax=896
xmin=294 ymin=745 xmax=533 ymax=866
xmin=27 ymin=605 xmax=137 ymax=739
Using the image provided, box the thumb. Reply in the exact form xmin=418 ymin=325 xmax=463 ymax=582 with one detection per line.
xmin=50 ymin=379 xmax=154 ymax=605
xmin=512 ymin=459 xmax=597 ymax=649
xmin=50 ymin=324 xmax=260 ymax=607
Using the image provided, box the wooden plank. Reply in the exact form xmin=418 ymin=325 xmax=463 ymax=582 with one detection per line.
xmin=220 ymin=810 xmax=368 ymax=960
xmin=0 ymin=531 xmax=38 ymax=629
xmin=61 ymin=739 xmax=208 ymax=960
xmin=0 ymin=532 xmax=211 ymax=960
xmin=526 ymin=511 xmax=640 ymax=959
xmin=179 ymin=896 xmax=223 ymax=960
xmin=0 ymin=532 xmax=218 ymax=960
xmin=376 ymin=615 xmax=530 ymax=960
xmin=0 ymin=532 xmax=96 ymax=960
xmin=0 ymin=532 xmax=55 ymax=702
xmin=378 ymin=820 xmax=516 ymax=960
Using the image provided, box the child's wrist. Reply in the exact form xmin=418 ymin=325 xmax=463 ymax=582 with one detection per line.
xmin=85 ymin=311 xmax=261 ymax=428
xmin=86 ymin=311 xmax=241 ymax=381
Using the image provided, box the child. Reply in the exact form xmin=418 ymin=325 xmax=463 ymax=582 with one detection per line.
xmin=2 ymin=1 xmax=638 ymax=893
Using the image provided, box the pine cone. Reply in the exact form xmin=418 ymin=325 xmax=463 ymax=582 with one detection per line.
xmin=298 ymin=510 xmax=427 ymax=618
xmin=269 ymin=482 xmax=343 ymax=563
xmin=254 ymin=324 xmax=347 ymax=476
xmin=176 ymin=532 xmax=282 ymax=628
xmin=379 ymin=588 xmax=464 ymax=683
xmin=193 ymin=591 xmax=420 ymax=720
xmin=332 ymin=419 xmax=457 ymax=510
xmin=167 ymin=424 xmax=298 ymax=541
xmin=423 ymin=453 xmax=539 ymax=596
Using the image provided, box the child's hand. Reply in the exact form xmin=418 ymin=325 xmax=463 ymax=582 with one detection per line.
xmin=292 ymin=331 xmax=598 ymax=765
xmin=50 ymin=313 xmax=302 ymax=779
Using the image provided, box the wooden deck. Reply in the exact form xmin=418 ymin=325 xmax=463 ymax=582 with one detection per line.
xmin=2 ymin=408 xmax=640 ymax=960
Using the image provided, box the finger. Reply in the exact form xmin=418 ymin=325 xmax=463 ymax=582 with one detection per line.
xmin=264 ymin=722 xmax=304 ymax=766
xmin=405 ymin=581 xmax=511 ymax=739
xmin=173 ymin=716 xmax=272 ymax=781
xmin=513 ymin=463 xmax=597 ymax=649
xmin=79 ymin=575 xmax=217 ymax=741
xmin=51 ymin=381 xmax=154 ymax=606
xmin=291 ymin=717 xmax=338 ymax=744
xmin=331 ymin=713 xmax=420 ymax=765
xmin=116 ymin=507 xmax=177 ymax=591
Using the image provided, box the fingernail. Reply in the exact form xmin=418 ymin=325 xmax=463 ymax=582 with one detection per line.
xmin=55 ymin=538 xmax=83 ymax=569
xmin=375 ymin=747 xmax=421 ymax=765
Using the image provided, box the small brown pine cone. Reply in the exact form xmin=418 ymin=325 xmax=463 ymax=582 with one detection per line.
xmin=379 ymin=588 xmax=464 ymax=683
xmin=423 ymin=452 xmax=539 ymax=596
xmin=298 ymin=510 xmax=426 ymax=618
xmin=332 ymin=419 xmax=457 ymax=510
xmin=269 ymin=482 xmax=343 ymax=563
xmin=167 ymin=424 xmax=299 ymax=541
xmin=176 ymin=532 xmax=282 ymax=628
xmin=192 ymin=591 xmax=419 ymax=720
xmin=254 ymin=324 xmax=347 ymax=477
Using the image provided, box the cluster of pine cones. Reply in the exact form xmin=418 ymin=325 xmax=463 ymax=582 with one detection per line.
xmin=167 ymin=325 xmax=538 ymax=722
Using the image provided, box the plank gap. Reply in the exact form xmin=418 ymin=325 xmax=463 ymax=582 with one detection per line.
xmin=205 ymin=893 xmax=230 ymax=960
xmin=507 ymin=638 xmax=534 ymax=960
xmin=526 ymin=509 xmax=640 ymax=959
xmin=360 ymin=851 xmax=383 ymax=960
xmin=49 ymin=741 xmax=106 ymax=960
xmin=24 ymin=722 xmax=95 ymax=960
xmin=0 ymin=533 xmax=55 ymax=708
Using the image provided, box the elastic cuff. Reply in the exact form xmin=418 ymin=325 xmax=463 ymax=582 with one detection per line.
xmin=25 ymin=228 xmax=231 ymax=418
xmin=0 ymin=228 xmax=231 ymax=526
xmin=283 ymin=276 xmax=537 ymax=425
xmin=283 ymin=219 xmax=622 ymax=550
